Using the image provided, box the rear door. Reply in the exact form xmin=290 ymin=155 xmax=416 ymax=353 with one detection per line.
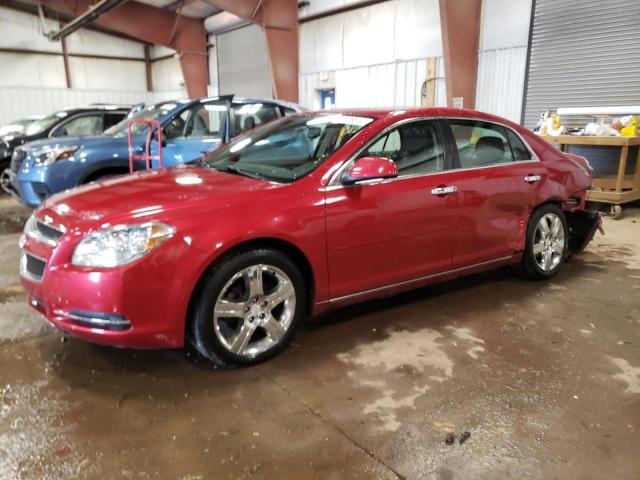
xmin=325 ymin=119 xmax=459 ymax=299
xmin=442 ymin=118 xmax=543 ymax=268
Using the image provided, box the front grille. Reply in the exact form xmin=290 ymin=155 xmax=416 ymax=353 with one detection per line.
xmin=10 ymin=148 xmax=26 ymax=173
xmin=25 ymin=215 xmax=65 ymax=246
xmin=20 ymin=252 xmax=46 ymax=282
xmin=35 ymin=220 xmax=64 ymax=243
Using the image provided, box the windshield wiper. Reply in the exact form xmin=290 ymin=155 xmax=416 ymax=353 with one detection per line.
xmin=214 ymin=164 xmax=265 ymax=181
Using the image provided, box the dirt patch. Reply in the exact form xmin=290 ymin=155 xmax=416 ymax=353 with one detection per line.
xmin=0 ymin=198 xmax=30 ymax=235
xmin=0 ymin=284 xmax=25 ymax=303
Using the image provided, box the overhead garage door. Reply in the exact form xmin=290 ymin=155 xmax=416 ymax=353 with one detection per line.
xmin=216 ymin=25 xmax=273 ymax=99
xmin=522 ymin=0 xmax=640 ymax=128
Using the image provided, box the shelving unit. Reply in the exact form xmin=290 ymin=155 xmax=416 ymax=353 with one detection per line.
xmin=543 ymin=135 xmax=640 ymax=218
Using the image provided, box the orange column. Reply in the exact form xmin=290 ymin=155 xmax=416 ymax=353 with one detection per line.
xmin=439 ymin=0 xmax=482 ymax=109
xmin=199 ymin=0 xmax=299 ymax=102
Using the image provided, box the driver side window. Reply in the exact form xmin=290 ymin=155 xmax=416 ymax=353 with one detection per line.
xmin=359 ymin=120 xmax=445 ymax=176
xmin=164 ymin=109 xmax=190 ymax=140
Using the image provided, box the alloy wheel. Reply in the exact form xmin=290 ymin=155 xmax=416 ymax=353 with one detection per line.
xmin=212 ymin=264 xmax=296 ymax=358
xmin=533 ymin=212 xmax=565 ymax=272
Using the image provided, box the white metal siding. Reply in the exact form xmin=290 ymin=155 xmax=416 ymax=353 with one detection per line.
xmin=300 ymin=0 xmax=442 ymax=75
xmin=0 ymin=88 xmax=186 ymax=125
xmin=299 ymin=57 xmax=446 ymax=110
xmin=475 ymin=47 xmax=527 ymax=123
xmin=152 ymin=57 xmax=185 ymax=92
xmin=523 ymin=0 xmax=640 ymax=127
xmin=68 ymin=57 xmax=147 ymax=92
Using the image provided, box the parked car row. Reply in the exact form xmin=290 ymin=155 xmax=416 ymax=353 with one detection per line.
xmin=17 ymin=104 xmax=602 ymax=366
xmin=0 ymin=104 xmax=136 ymax=186
xmin=2 ymin=96 xmax=302 ymax=207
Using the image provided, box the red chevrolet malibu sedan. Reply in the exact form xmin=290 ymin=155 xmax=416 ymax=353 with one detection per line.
xmin=19 ymin=108 xmax=600 ymax=366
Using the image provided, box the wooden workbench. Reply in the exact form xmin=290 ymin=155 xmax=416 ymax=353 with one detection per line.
xmin=543 ymin=135 xmax=640 ymax=216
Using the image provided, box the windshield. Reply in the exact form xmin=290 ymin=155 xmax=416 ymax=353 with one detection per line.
xmin=200 ymin=113 xmax=374 ymax=182
xmin=1 ymin=113 xmax=66 ymax=137
xmin=104 ymin=103 xmax=180 ymax=137
xmin=0 ymin=118 xmax=33 ymax=137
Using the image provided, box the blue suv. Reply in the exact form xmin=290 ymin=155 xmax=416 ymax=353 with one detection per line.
xmin=9 ymin=96 xmax=302 ymax=207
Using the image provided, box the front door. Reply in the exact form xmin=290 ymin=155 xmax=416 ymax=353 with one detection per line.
xmin=442 ymin=119 xmax=542 ymax=268
xmin=151 ymin=101 xmax=227 ymax=167
xmin=325 ymin=119 xmax=458 ymax=299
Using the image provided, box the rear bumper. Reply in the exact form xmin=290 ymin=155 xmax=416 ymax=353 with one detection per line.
xmin=567 ymin=210 xmax=603 ymax=254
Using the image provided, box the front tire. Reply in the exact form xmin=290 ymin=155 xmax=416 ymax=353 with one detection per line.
xmin=189 ymin=248 xmax=307 ymax=367
xmin=520 ymin=204 xmax=568 ymax=280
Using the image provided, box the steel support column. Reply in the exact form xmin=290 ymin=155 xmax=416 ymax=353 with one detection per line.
xmin=40 ymin=0 xmax=208 ymax=98
xmin=201 ymin=0 xmax=299 ymax=102
xmin=439 ymin=0 xmax=482 ymax=109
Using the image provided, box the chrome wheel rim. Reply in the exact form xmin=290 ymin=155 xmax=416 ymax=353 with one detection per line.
xmin=213 ymin=264 xmax=296 ymax=358
xmin=533 ymin=213 xmax=565 ymax=272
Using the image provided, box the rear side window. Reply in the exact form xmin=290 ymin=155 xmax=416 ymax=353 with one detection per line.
xmin=449 ymin=119 xmax=513 ymax=168
xmin=281 ymin=107 xmax=298 ymax=117
xmin=104 ymin=112 xmax=126 ymax=130
xmin=506 ymin=129 xmax=533 ymax=161
xmin=232 ymin=103 xmax=280 ymax=136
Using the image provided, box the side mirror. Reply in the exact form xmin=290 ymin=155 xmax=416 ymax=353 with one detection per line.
xmin=343 ymin=156 xmax=398 ymax=185
xmin=153 ymin=130 xmax=167 ymax=147
xmin=307 ymin=126 xmax=321 ymax=139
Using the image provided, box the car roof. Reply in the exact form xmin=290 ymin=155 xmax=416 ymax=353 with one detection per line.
xmin=59 ymin=105 xmax=132 ymax=113
xmin=156 ymin=95 xmax=305 ymax=111
xmin=302 ymin=107 xmax=523 ymax=128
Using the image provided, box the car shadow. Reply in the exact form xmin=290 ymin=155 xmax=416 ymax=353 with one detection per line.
xmin=42 ymin=254 xmax=602 ymax=402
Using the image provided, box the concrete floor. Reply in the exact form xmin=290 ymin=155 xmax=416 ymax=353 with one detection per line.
xmin=0 ymin=196 xmax=639 ymax=480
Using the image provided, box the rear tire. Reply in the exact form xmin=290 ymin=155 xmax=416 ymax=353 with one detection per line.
xmin=520 ymin=204 xmax=568 ymax=280
xmin=189 ymin=248 xmax=307 ymax=367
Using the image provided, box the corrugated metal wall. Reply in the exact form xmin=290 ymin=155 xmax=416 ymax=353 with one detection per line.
xmin=475 ymin=47 xmax=527 ymax=123
xmin=325 ymin=57 xmax=446 ymax=109
xmin=0 ymin=6 xmax=187 ymax=125
xmin=298 ymin=0 xmax=444 ymax=110
xmin=0 ymin=88 xmax=186 ymax=125
xmin=523 ymin=0 xmax=640 ymax=128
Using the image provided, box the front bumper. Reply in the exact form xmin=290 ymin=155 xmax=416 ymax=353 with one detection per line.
xmin=10 ymin=167 xmax=51 ymax=208
xmin=19 ymin=227 xmax=203 ymax=349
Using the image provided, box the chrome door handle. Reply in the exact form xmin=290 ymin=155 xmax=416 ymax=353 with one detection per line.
xmin=431 ymin=185 xmax=457 ymax=195
xmin=524 ymin=175 xmax=541 ymax=183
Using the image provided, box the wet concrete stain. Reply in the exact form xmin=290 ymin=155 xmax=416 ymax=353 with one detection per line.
xmin=609 ymin=357 xmax=640 ymax=394
xmin=0 ymin=199 xmax=639 ymax=479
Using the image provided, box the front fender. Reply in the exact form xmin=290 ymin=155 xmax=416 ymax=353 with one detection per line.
xmin=76 ymin=157 xmax=132 ymax=184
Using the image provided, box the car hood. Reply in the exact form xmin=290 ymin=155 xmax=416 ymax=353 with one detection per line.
xmin=20 ymin=135 xmax=123 ymax=152
xmin=1 ymin=133 xmax=30 ymax=150
xmin=39 ymin=165 xmax=281 ymax=227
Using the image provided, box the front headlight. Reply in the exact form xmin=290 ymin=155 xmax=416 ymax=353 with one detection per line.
xmin=33 ymin=146 xmax=80 ymax=166
xmin=72 ymin=222 xmax=175 ymax=268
